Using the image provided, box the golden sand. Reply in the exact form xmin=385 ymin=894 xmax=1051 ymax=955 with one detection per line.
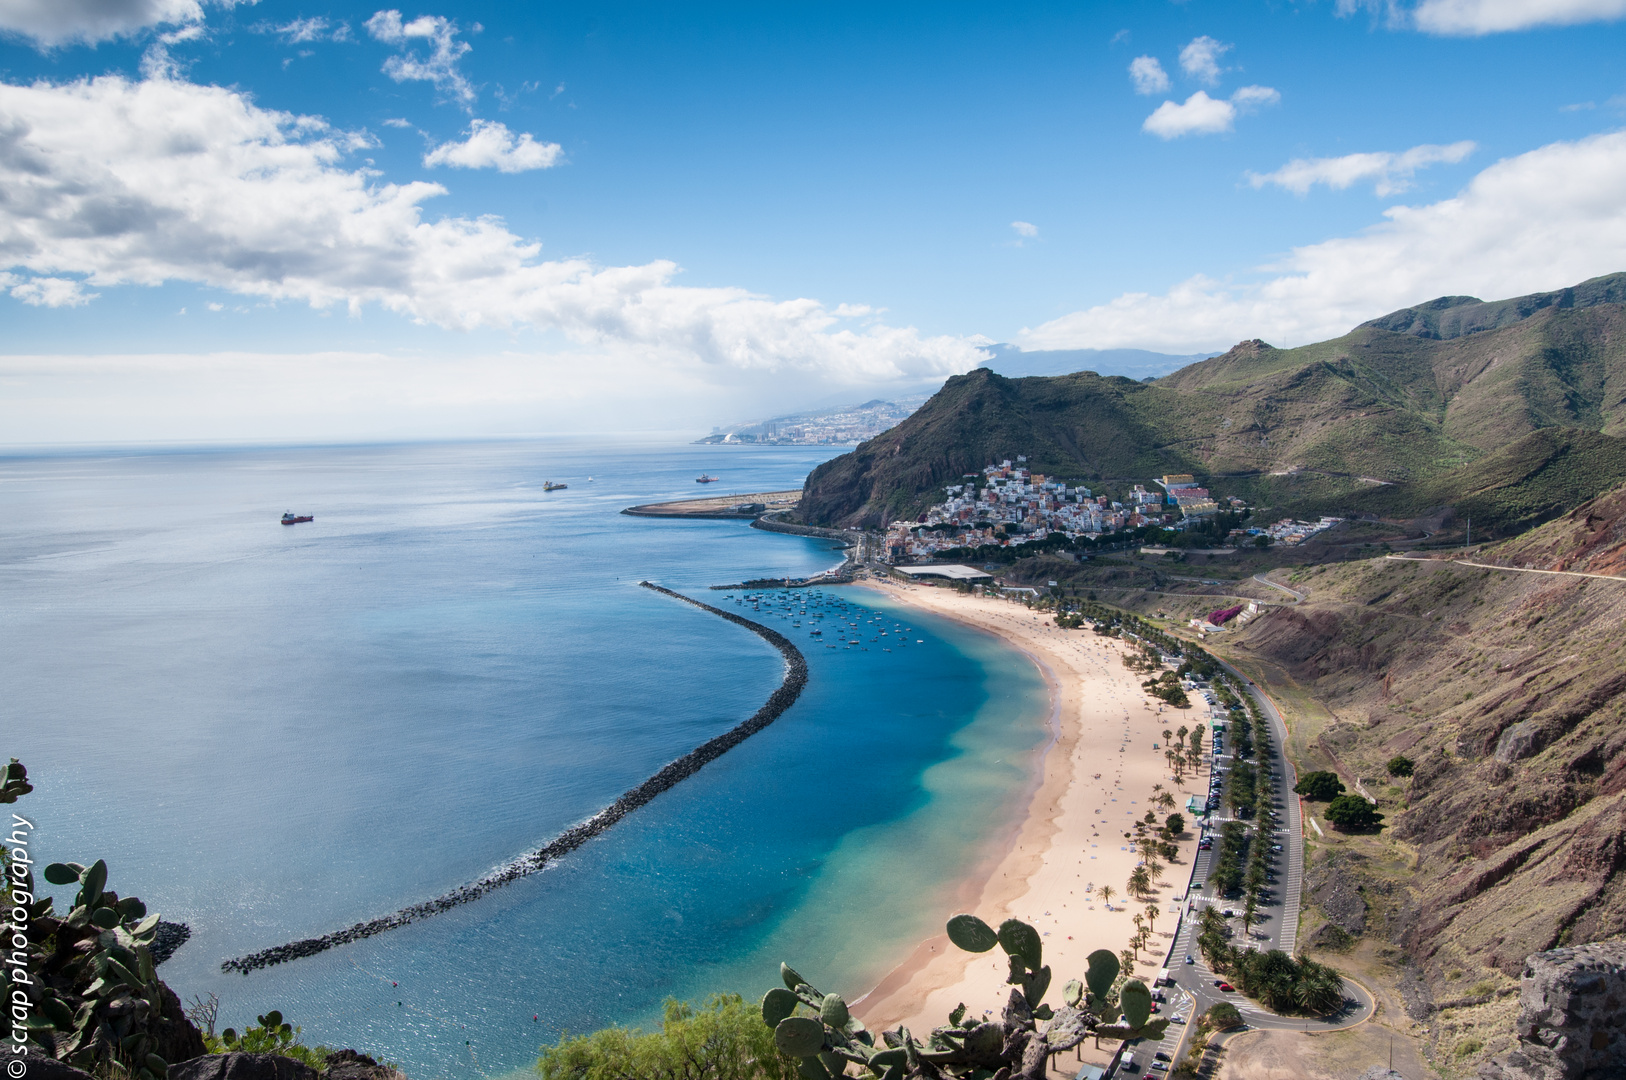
xmin=852 ymin=580 xmax=1209 ymax=1072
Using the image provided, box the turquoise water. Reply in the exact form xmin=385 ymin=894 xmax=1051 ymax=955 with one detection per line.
xmin=0 ymin=439 xmax=1047 ymax=1079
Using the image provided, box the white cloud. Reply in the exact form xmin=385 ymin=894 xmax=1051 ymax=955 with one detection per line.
xmin=0 ymin=71 xmax=984 ymax=389
xmin=1412 ymin=0 xmax=1626 ymax=34
xmin=1010 ymin=221 xmax=1039 ymax=238
xmin=1128 ymin=56 xmax=1171 ymax=95
xmin=0 ymin=0 xmax=248 ymax=48
xmin=262 ymin=16 xmax=349 ymax=43
xmin=423 ymin=119 xmax=562 ymax=173
xmin=1019 ymin=131 xmax=1626 ymax=352
xmin=366 ymin=9 xmax=475 ymax=108
xmin=1142 ymin=86 xmax=1277 ymax=139
xmin=1178 ymin=35 xmax=1231 ymax=85
xmin=1143 ymin=91 xmax=1235 ymax=138
xmin=381 ymin=117 xmax=413 ymax=128
xmin=1248 ymin=141 xmax=1476 ymax=196
xmin=0 ymin=272 xmax=97 ymax=306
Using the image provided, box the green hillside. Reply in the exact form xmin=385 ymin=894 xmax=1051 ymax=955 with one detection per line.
xmin=798 ymin=273 xmax=1626 ymax=530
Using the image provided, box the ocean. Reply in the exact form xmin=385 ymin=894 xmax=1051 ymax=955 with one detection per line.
xmin=1 ymin=438 xmax=1048 ymax=1079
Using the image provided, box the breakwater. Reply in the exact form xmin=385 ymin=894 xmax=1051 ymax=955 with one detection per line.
xmin=220 ymin=582 xmax=808 ymax=974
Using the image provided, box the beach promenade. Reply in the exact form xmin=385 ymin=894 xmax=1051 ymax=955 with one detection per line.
xmin=853 ymin=580 xmax=1208 ymax=1075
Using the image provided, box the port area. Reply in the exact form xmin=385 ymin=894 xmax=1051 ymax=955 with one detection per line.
xmin=620 ymin=489 xmax=802 ymax=519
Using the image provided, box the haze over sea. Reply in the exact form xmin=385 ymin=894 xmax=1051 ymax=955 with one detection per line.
xmin=2 ymin=438 xmax=1047 ymax=1079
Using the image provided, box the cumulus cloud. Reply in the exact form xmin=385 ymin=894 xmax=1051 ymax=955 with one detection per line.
xmin=1019 ymin=131 xmax=1626 ymax=352
xmin=423 ymin=119 xmax=562 ymax=172
xmin=1128 ymin=56 xmax=1171 ymax=95
xmin=1248 ymin=141 xmax=1476 ymax=196
xmin=0 ymin=71 xmax=984 ymax=386
xmin=0 ymin=0 xmax=250 ymax=48
xmin=366 ymin=9 xmax=475 ymax=107
xmin=1411 ymin=0 xmax=1626 ymax=34
xmin=1010 ymin=221 xmax=1039 ymax=238
xmin=0 ymin=272 xmax=97 ymax=306
xmin=1178 ymin=35 xmax=1231 ymax=84
xmin=1143 ymin=85 xmax=1278 ymax=139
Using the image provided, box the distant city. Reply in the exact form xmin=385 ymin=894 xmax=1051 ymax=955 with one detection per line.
xmin=693 ymin=397 xmax=928 ymax=445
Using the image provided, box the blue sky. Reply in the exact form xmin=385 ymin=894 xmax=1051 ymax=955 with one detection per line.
xmin=3 ymin=0 xmax=1626 ymax=442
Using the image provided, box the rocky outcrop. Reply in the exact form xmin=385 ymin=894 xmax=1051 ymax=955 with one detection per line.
xmin=1478 ymin=939 xmax=1626 ymax=1080
xmin=320 ymin=1050 xmax=407 ymax=1080
xmin=171 ymin=1055 xmax=320 ymax=1080
xmin=1307 ymin=852 xmax=1369 ymax=936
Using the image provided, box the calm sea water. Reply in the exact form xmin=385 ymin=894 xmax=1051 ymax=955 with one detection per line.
xmin=1 ymin=438 xmax=1047 ymax=1080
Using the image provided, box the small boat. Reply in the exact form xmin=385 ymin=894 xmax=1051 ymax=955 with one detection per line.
xmin=696 ymin=474 xmax=720 ymax=483
xmin=544 ymin=481 xmax=568 ymax=491
xmin=281 ymin=512 xmax=314 ymax=525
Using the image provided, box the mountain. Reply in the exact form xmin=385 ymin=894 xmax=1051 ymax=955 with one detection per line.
xmin=1216 ymin=485 xmax=1626 ymax=1071
xmin=797 ymin=273 xmax=1626 ymax=529
xmin=978 ymin=343 xmax=1220 ymax=380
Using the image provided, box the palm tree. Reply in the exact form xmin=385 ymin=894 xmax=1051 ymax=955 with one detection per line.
xmin=1120 ymin=947 xmax=1137 ymax=975
xmin=1294 ymin=961 xmax=1346 ymax=1016
xmin=1097 ymin=884 xmax=1114 ymax=909
xmin=1144 ymin=902 xmax=1159 ymax=938
xmin=1198 ymin=904 xmax=1226 ymax=937
xmin=1127 ymin=865 xmax=1151 ymax=899
xmin=1145 ymin=855 xmax=1164 ymax=884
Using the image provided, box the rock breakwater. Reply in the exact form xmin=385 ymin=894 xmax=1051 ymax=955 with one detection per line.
xmin=221 ymin=582 xmax=807 ymax=974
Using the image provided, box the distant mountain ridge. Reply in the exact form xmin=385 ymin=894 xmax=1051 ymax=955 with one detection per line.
xmin=978 ymin=343 xmax=1221 ymax=380
xmin=797 ymin=273 xmax=1626 ymax=530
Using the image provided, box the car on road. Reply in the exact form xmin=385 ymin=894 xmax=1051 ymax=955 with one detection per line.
xmin=1185 ymin=955 xmax=1196 ymax=964
xmin=1217 ymin=982 xmax=1236 ymax=992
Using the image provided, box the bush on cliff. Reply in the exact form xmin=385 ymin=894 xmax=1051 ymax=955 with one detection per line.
xmin=1324 ymin=794 xmax=1385 ymax=832
xmin=1292 ymin=771 xmax=1345 ymax=801
xmin=537 ymin=995 xmax=794 ymax=1080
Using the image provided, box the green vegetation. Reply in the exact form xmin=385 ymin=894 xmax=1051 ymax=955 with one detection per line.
xmin=1141 ymin=671 xmax=1190 ymax=708
xmin=3 ymin=758 xmax=202 ymax=1080
xmin=1197 ymin=1002 xmax=1242 ymax=1033
xmin=1386 ymin=755 xmax=1415 ymax=777
xmin=209 ymin=1011 xmax=331 ymax=1070
xmin=538 ymin=995 xmax=793 ymax=1080
xmin=1165 ymin=813 xmax=1185 ymax=836
xmin=1324 ymin=794 xmax=1385 ymax=832
xmin=1293 ymin=771 xmax=1346 ymax=801
xmin=760 ymin=914 xmax=1167 ymax=1079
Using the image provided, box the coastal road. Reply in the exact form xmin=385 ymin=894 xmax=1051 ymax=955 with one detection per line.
xmin=1120 ymin=662 xmax=1371 ymax=1077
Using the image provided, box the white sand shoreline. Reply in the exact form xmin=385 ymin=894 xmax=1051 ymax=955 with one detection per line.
xmin=851 ymin=580 xmax=1209 ymax=1073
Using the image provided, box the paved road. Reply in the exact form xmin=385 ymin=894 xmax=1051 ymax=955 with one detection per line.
xmin=1251 ymin=573 xmax=1306 ymax=602
xmin=1385 ymin=552 xmax=1626 ymax=584
xmin=1117 ymin=662 xmax=1374 ymax=1077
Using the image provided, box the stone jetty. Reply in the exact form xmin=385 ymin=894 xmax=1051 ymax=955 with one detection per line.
xmin=221 ymin=582 xmax=808 ymax=974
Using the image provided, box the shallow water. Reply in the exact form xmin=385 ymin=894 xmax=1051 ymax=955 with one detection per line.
xmin=1 ymin=438 xmax=1046 ymax=1079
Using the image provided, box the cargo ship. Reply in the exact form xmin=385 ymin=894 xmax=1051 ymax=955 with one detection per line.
xmin=696 ymin=474 xmax=720 ymax=483
xmin=281 ymin=512 xmax=314 ymax=525
xmin=544 ymin=481 xmax=568 ymax=491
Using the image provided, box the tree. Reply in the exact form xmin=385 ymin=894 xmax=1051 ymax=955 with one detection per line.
xmin=1145 ymin=856 xmax=1164 ymax=884
xmin=1144 ymin=902 xmax=1159 ymax=938
xmin=1127 ymin=865 xmax=1151 ymax=899
xmin=1324 ymin=794 xmax=1385 ymax=831
xmin=539 ymin=994 xmax=795 ymax=1080
xmin=1386 ymin=755 xmax=1415 ymax=777
xmin=1097 ymin=884 xmax=1114 ymax=909
xmin=1200 ymin=1002 xmax=1243 ymax=1031
xmin=1293 ymin=770 xmax=1346 ymax=801
xmin=1165 ymin=813 xmax=1186 ymax=836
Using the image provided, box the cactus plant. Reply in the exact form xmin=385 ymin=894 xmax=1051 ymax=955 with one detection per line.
xmin=6 ymin=759 xmax=205 ymax=1077
xmin=762 ymin=914 xmax=1169 ymax=1079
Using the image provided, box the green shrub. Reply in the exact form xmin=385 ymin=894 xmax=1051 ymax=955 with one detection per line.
xmin=1198 ymin=1002 xmax=1242 ymax=1031
xmin=537 ymin=995 xmax=794 ymax=1080
xmin=1325 ymin=794 xmax=1385 ymax=832
xmin=1292 ymin=771 xmax=1345 ymax=801
xmin=206 ymin=1012 xmax=331 ymax=1070
xmin=1386 ymin=755 xmax=1415 ymax=777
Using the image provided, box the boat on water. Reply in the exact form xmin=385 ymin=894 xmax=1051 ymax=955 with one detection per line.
xmin=281 ymin=512 xmax=314 ymax=525
xmin=544 ymin=481 xmax=568 ymax=491
xmin=696 ymin=474 xmax=720 ymax=483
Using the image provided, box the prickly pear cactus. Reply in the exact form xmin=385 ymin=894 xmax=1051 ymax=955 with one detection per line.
xmin=763 ymin=913 xmax=1168 ymax=1079
xmin=3 ymin=765 xmax=205 ymax=1080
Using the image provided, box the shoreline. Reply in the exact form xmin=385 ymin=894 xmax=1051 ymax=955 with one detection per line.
xmin=851 ymin=579 xmax=1208 ymax=1066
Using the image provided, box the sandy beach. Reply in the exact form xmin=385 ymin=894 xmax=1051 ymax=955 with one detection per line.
xmin=853 ymin=579 xmax=1209 ymax=1073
